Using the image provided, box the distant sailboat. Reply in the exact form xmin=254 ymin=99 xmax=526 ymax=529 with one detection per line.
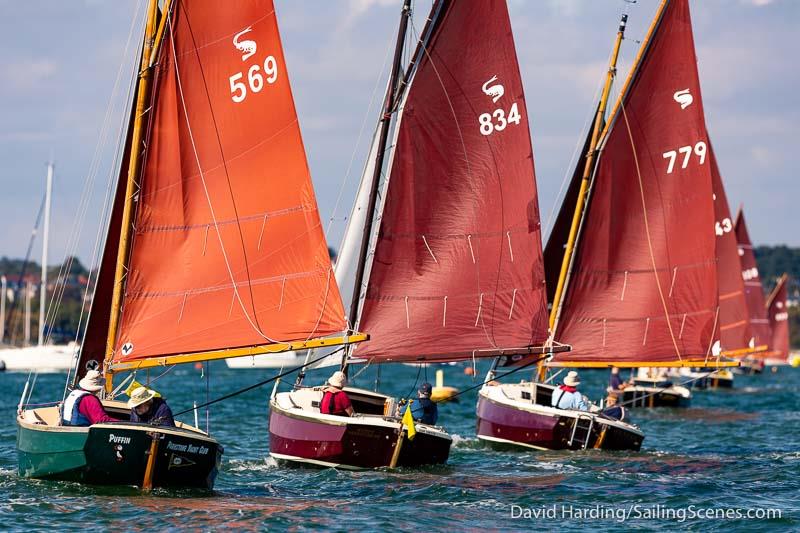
xmin=0 ymin=162 xmax=78 ymax=373
xmin=733 ymin=208 xmax=771 ymax=373
xmin=270 ymin=0 xmax=558 ymax=468
xmin=764 ymin=274 xmax=790 ymax=365
xmin=17 ymin=0 xmax=363 ymax=489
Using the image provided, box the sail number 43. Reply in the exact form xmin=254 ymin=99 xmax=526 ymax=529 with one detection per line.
xmin=479 ymin=103 xmax=521 ymax=136
xmin=662 ymin=141 xmax=707 ymax=174
xmin=230 ymin=56 xmax=278 ymax=103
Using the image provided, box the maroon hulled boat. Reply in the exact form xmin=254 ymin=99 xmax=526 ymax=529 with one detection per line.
xmin=270 ymin=387 xmax=450 ymax=469
xmin=270 ymin=0 xmax=557 ymax=468
xmin=476 ymin=382 xmax=643 ymax=451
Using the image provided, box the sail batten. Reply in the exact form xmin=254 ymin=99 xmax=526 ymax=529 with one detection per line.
xmin=352 ymin=0 xmax=550 ymax=363
xmin=551 ymin=0 xmax=720 ymax=366
xmin=110 ymin=0 xmax=347 ymax=365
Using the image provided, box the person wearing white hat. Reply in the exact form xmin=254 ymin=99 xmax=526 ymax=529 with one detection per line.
xmin=551 ymin=371 xmax=590 ymax=411
xmin=128 ymin=386 xmax=175 ymax=427
xmin=61 ymin=370 xmax=119 ymax=426
xmin=320 ymin=370 xmax=354 ymax=417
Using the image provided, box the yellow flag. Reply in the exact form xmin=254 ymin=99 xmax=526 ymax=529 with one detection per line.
xmin=402 ymin=400 xmax=416 ymax=440
xmin=124 ymin=379 xmax=161 ymax=398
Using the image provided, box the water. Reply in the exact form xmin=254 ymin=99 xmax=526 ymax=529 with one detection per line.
xmin=1 ymin=363 xmax=798 ymax=531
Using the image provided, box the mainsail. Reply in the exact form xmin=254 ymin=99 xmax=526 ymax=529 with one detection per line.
xmin=766 ymin=274 xmax=789 ymax=361
xmin=351 ymin=0 xmax=550 ymax=362
xmin=550 ymin=0 xmax=720 ymax=366
xmin=709 ymin=144 xmax=753 ymax=354
xmin=109 ymin=1 xmax=347 ymax=366
xmin=734 ymin=209 xmax=772 ymax=354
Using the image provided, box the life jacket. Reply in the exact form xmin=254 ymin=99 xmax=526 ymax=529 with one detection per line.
xmin=62 ymin=389 xmax=91 ymax=426
xmin=320 ymin=390 xmax=346 ymax=416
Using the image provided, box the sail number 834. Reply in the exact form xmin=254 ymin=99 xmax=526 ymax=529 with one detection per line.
xmin=662 ymin=141 xmax=707 ymax=174
xmin=230 ymin=56 xmax=278 ymax=103
xmin=479 ymin=103 xmax=521 ymax=136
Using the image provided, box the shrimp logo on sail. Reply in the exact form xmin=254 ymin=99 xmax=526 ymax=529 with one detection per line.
xmin=482 ymin=75 xmax=504 ymax=103
xmin=233 ymin=27 xmax=257 ymax=61
xmin=673 ymin=88 xmax=693 ymax=109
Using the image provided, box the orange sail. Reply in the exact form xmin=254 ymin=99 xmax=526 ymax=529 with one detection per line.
xmin=111 ymin=1 xmax=345 ymax=363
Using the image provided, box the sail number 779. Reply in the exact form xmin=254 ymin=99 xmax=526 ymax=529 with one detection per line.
xmin=662 ymin=141 xmax=707 ymax=174
xmin=479 ymin=103 xmax=521 ymax=136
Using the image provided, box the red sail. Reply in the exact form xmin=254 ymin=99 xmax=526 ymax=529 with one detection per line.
xmin=766 ymin=274 xmax=790 ymax=361
xmin=552 ymin=0 xmax=718 ymax=365
xmin=354 ymin=0 xmax=549 ymax=362
xmin=734 ymin=209 xmax=772 ymax=353
xmin=710 ymin=144 xmax=753 ymax=353
xmin=112 ymin=1 xmax=345 ymax=362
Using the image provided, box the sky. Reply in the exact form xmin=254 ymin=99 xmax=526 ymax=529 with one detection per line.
xmin=0 ymin=0 xmax=796 ymax=270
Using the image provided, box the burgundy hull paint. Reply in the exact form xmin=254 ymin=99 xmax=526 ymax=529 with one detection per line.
xmin=476 ymin=395 xmax=643 ymax=451
xmin=269 ymin=409 xmax=450 ymax=468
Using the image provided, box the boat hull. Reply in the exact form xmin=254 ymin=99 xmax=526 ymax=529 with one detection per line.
xmin=269 ymin=397 xmax=451 ymax=469
xmin=622 ymin=385 xmax=691 ymax=408
xmin=17 ymin=416 xmax=222 ymax=489
xmin=475 ymin=387 xmax=643 ymax=451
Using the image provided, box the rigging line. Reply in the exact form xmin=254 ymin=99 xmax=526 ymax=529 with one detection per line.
xmin=409 ymin=18 xmax=500 ymax=349
xmin=179 ymin=6 xmax=264 ymax=336
xmin=167 ymin=11 xmax=281 ymax=343
xmin=50 ymin=1 xmax=147 ymax=353
xmin=620 ymin=101 xmax=683 ymax=361
xmin=436 ymin=354 xmax=549 ymax=404
xmin=325 ymin=26 xmax=395 ymax=237
xmin=65 ymin=1 xmax=145 ymax=395
xmin=172 ymin=346 xmax=346 ymax=417
xmin=541 ymin=70 xmax=607 ymax=239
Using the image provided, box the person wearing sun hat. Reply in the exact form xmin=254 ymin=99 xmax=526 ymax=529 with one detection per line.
xmin=551 ymin=370 xmax=590 ymax=411
xmin=61 ymin=370 xmax=120 ymax=426
xmin=319 ymin=370 xmax=354 ymax=417
xmin=128 ymin=386 xmax=175 ymax=427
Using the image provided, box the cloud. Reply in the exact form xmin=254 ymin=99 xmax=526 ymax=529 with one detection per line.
xmin=741 ymin=0 xmax=774 ymax=6
xmin=0 ymin=131 xmax=52 ymax=143
xmin=0 ymin=59 xmax=58 ymax=90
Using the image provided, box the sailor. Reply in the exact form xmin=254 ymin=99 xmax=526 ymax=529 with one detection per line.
xmin=601 ymin=391 xmax=627 ymax=421
xmin=551 ymin=371 xmax=590 ymax=411
xmin=411 ymin=382 xmax=438 ymax=425
xmin=320 ymin=370 xmax=354 ymax=417
xmin=128 ymin=387 xmax=175 ymax=427
xmin=61 ymin=370 xmax=120 ymax=426
xmin=608 ymin=367 xmax=631 ymax=392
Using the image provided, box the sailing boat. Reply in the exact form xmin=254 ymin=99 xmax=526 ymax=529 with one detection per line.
xmin=672 ymin=144 xmax=745 ymax=390
xmin=478 ymin=0 xmax=739 ymax=449
xmin=764 ymin=274 xmax=790 ymax=366
xmin=270 ymin=0 xmax=558 ymax=469
xmin=733 ymin=208 xmax=771 ymax=373
xmin=0 ymin=163 xmax=79 ymax=373
xmin=17 ymin=0 xmax=363 ymax=489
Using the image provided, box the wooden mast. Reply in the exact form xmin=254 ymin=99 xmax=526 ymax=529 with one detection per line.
xmin=547 ymin=11 xmax=631 ymax=336
xmin=342 ymin=0 xmax=413 ymax=374
xmin=103 ymin=0 xmax=161 ymax=394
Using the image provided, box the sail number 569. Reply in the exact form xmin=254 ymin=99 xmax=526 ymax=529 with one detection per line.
xmin=230 ymin=56 xmax=278 ymax=103
xmin=662 ymin=141 xmax=707 ymax=174
xmin=479 ymin=102 xmax=521 ymax=136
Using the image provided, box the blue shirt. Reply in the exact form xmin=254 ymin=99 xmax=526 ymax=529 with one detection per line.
xmin=551 ymin=387 xmax=590 ymax=411
xmin=411 ymin=397 xmax=438 ymax=425
xmin=130 ymin=398 xmax=175 ymax=427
